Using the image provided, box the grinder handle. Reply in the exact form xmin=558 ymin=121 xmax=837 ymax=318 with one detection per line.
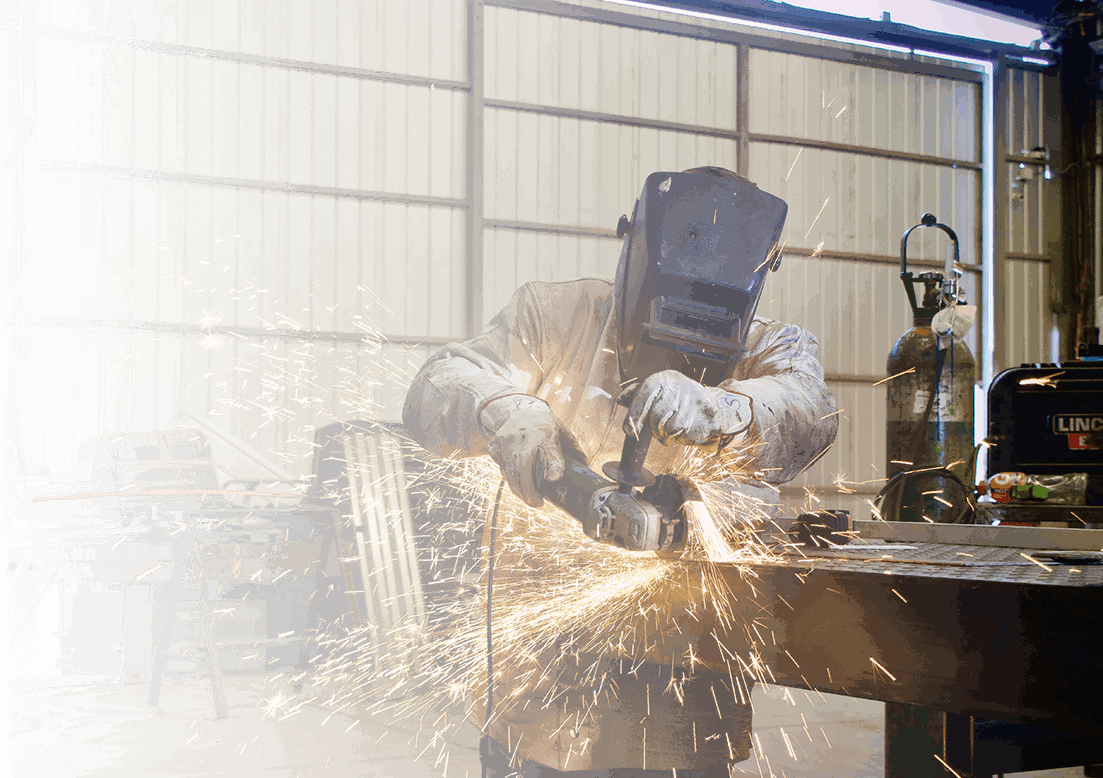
xmin=602 ymin=385 xmax=656 ymax=492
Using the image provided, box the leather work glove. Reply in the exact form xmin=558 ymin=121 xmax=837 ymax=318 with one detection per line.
xmin=625 ymin=370 xmax=753 ymax=447
xmin=481 ymin=396 xmax=565 ymax=508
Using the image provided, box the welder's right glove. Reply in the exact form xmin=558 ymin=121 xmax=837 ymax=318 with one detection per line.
xmin=626 ymin=370 xmax=753 ymax=447
xmin=480 ymin=395 xmax=565 ymax=508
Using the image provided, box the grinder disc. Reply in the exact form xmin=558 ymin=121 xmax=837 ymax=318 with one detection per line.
xmin=639 ymin=473 xmax=700 ymax=558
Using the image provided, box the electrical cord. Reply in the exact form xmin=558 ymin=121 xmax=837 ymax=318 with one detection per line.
xmin=481 ymin=479 xmax=506 ymax=778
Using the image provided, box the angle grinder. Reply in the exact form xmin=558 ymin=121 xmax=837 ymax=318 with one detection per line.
xmin=536 ymin=420 xmax=696 ymax=556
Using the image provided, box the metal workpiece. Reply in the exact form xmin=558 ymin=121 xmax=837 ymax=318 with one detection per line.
xmin=687 ymin=546 xmax=1103 ymax=737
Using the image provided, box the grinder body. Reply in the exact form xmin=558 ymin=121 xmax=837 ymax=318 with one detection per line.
xmin=537 ymin=427 xmax=690 ymax=555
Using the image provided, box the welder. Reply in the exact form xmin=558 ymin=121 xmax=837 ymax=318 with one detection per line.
xmin=402 ymin=167 xmax=838 ymax=777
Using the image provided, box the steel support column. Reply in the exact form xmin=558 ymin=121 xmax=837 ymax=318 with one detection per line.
xmin=466 ymin=0 xmax=485 ymax=337
xmin=15 ymin=0 xmax=37 ymax=452
xmin=736 ymin=44 xmax=750 ymax=180
xmin=988 ymin=56 xmax=1010 ymax=379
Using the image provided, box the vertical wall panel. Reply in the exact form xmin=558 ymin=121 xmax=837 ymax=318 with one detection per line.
xmin=1 ymin=161 xmax=15 ymax=315
xmin=748 ymin=48 xmax=980 ymax=165
xmin=160 ymin=53 xmax=183 ymax=173
xmin=37 ymin=329 xmax=70 ymax=475
xmin=2 ymin=322 xmax=13 ymax=430
xmin=132 ymin=50 xmax=160 ymax=170
xmin=40 ymin=0 xmax=468 ymax=81
xmin=32 ymin=173 xmax=68 ymax=319
xmin=0 ymin=27 xmax=17 ymax=154
xmin=747 ymin=143 xmax=979 ymax=264
xmin=485 ymin=110 xmax=739 ymax=233
xmin=76 ymin=41 xmax=105 ymax=163
xmin=1002 ymin=66 xmax=1058 ymax=375
xmin=100 ymin=176 xmax=133 ymax=319
xmin=237 ymin=64 xmax=264 ymax=181
xmin=486 ymin=6 xmax=739 ymax=130
xmin=183 ymin=184 xmax=211 ymax=324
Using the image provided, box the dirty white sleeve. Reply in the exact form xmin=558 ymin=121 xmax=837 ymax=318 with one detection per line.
xmin=401 ymin=285 xmax=546 ymax=458
xmin=719 ymin=320 xmax=839 ymax=484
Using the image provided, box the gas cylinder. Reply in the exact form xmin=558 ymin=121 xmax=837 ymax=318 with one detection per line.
xmin=885 ymin=214 xmax=975 ymax=523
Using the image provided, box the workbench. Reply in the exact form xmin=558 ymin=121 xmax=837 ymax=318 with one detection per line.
xmin=694 ymin=531 xmax=1103 ymax=777
xmin=7 ymin=512 xmax=344 ymax=684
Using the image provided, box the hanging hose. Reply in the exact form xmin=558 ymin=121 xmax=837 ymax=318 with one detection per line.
xmin=481 ymin=479 xmax=506 ymax=778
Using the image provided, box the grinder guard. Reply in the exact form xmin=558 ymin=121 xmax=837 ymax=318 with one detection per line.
xmin=615 ymin=171 xmax=788 ymax=387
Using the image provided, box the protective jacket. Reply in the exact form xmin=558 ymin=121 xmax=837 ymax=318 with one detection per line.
xmin=402 ymin=278 xmax=838 ymax=772
xmin=404 ymin=279 xmax=836 ymax=479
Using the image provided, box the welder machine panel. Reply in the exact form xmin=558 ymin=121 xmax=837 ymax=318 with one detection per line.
xmin=987 ymin=364 xmax=1103 ymax=477
xmin=615 ymin=170 xmax=787 ymax=386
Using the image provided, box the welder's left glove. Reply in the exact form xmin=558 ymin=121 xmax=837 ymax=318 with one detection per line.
xmin=625 ymin=370 xmax=753 ymax=447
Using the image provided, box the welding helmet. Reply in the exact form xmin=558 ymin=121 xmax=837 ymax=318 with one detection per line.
xmin=613 ymin=167 xmax=788 ymax=387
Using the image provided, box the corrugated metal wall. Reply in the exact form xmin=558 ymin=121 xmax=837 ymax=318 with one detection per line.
xmin=480 ymin=2 xmax=985 ymax=519
xmin=1002 ymin=65 xmax=1060 ymax=368
xmin=10 ymin=0 xmax=1011 ymax=519
xmin=8 ymin=0 xmax=469 ymax=481
xmin=1 ymin=5 xmax=18 ymax=498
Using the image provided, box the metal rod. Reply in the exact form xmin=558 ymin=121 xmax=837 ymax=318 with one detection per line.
xmin=341 ymin=436 xmax=381 ymax=668
xmin=44 ymin=525 xmax=151 ymax=536
xmin=7 ymin=551 xmax=70 ymax=648
xmin=183 ymin=410 xmax=298 ymax=483
xmin=386 ymin=437 xmax=427 ymax=628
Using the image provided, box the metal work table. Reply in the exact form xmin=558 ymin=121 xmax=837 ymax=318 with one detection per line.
xmin=694 ymin=533 xmax=1103 ymax=777
xmin=7 ymin=501 xmax=344 ymax=684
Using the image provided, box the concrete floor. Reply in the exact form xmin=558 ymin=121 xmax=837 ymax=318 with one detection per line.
xmin=7 ymin=675 xmax=1089 ymax=778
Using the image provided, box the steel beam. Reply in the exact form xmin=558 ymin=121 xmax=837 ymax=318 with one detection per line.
xmin=4 ymin=315 xmax=453 ymax=347
xmin=37 ymin=25 xmax=471 ymax=92
xmin=736 ymin=44 xmax=750 ymax=181
xmin=37 ymin=161 xmax=469 ymax=210
xmin=487 ymin=0 xmax=987 ymax=84
xmin=466 ymin=0 xmax=486 ymax=337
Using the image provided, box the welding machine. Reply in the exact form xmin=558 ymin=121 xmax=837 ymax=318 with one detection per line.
xmin=986 ymin=361 xmax=1103 ymax=515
